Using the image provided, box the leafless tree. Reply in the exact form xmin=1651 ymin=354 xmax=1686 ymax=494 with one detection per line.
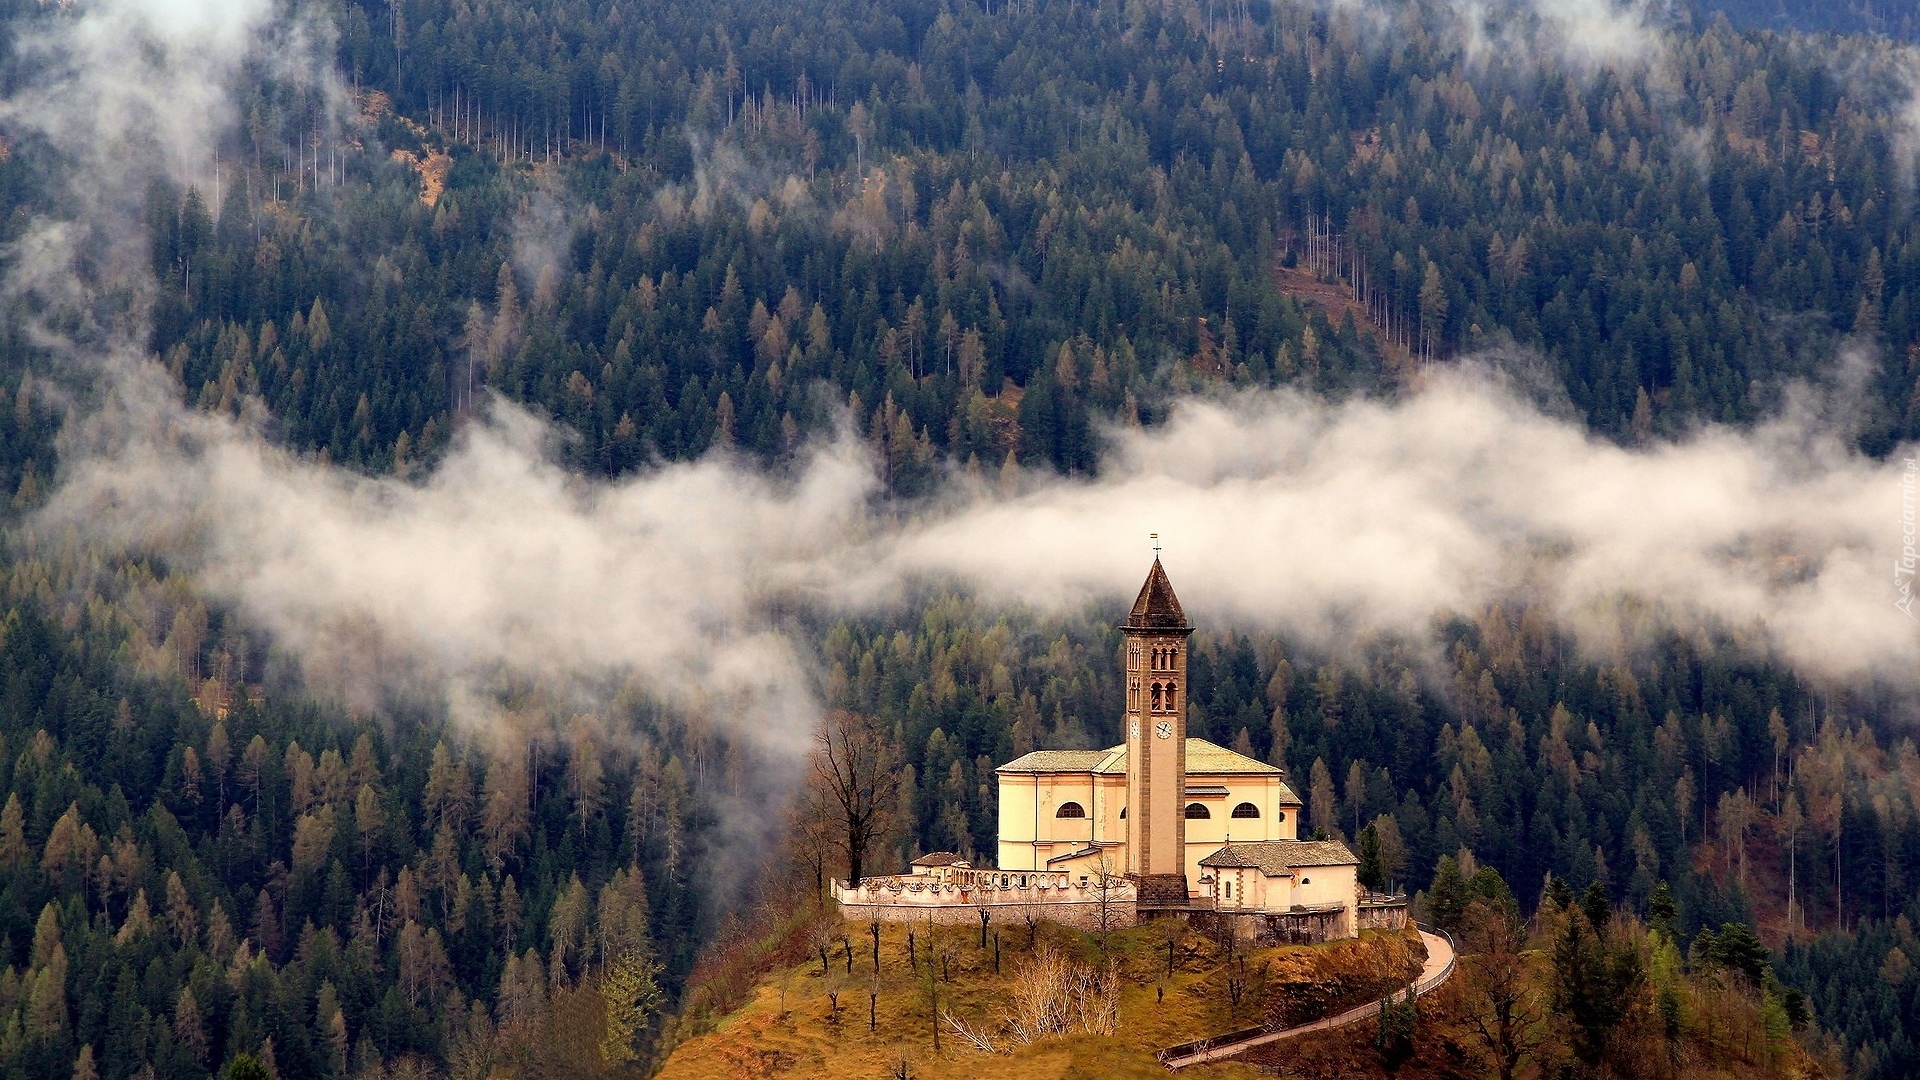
xmin=813 ymin=710 xmax=902 ymax=886
xmin=824 ymin=964 xmax=846 ymax=1029
xmin=1090 ymin=851 xmax=1127 ymax=947
xmin=972 ymin=888 xmax=992 ymax=947
xmin=811 ymin=923 xmax=835 ymax=977
xmin=1015 ymin=897 xmax=1043 ymax=950
xmin=943 ymin=1009 xmax=998 ymax=1052
xmin=787 ymin=770 xmax=837 ymax=897
xmin=1003 ymin=943 xmax=1119 ymax=1043
xmin=937 ymin=933 xmax=961 ymax=982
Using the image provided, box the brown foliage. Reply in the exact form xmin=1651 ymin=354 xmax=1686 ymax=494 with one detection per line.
xmin=1458 ymin=899 xmax=1541 ymax=1080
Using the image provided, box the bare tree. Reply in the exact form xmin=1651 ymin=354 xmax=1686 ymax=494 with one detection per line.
xmin=1459 ymin=898 xmax=1541 ymax=1080
xmin=787 ymin=769 xmax=837 ymax=897
xmin=813 ymin=710 xmax=902 ymax=887
xmin=1089 ymin=851 xmax=1127 ymax=947
xmin=1003 ymin=943 xmax=1119 ymax=1043
xmin=943 ymin=1009 xmax=998 ymax=1052
xmin=936 ymin=931 xmax=961 ymax=983
xmin=824 ymin=964 xmax=846 ymax=1029
xmin=972 ymin=887 xmax=993 ymax=948
xmin=1018 ymin=899 xmax=1042 ymax=950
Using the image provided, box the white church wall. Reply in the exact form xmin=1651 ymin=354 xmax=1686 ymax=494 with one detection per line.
xmin=1288 ymin=864 xmax=1357 ymax=909
xmin=995 ymin=770 xmax=1121 ymax=871
xmin=832 ymin=868 xmax=1137 ymax=930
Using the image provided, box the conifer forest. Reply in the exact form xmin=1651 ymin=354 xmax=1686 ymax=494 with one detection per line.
xmin=0 ymin=0 xmax=1915 ymax=1076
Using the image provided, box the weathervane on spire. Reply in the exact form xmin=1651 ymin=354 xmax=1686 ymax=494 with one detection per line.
xmin=1151 ymin=532 xmax=1161 ymax=559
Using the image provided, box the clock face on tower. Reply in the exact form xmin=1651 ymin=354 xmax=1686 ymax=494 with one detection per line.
xmin=1155 ymin=720 xmax=1173 ymax=739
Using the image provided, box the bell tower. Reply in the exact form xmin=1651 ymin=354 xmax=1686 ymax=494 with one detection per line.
xmin=1122 ymin=554 xmax=1193 ymax=905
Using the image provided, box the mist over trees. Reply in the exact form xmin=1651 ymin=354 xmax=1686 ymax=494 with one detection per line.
xmin=0 ymin=0 xmax=1913 ymax=1077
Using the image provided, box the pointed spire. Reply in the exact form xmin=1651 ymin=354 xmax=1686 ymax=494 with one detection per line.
xmin=1127 ymin=558 xmax=1188 ymax=630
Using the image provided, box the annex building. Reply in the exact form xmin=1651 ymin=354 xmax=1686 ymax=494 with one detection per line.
xmin=833 ymin=558 xmax=1406 ymax=941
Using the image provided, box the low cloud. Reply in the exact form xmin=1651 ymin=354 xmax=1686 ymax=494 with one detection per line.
xmin=40 ymin=360 xmax=872 ymax=756
xmin=651 ymin=129 xmax=813 ymax=229
xmin=878 ymin=358 xmax=1908 ymax=687
xmin=37 ymin=353 xmax=1920 ymax=763
xmin=3 ymin=0 xmax=275 ymax=193
xmin=0 ymin=0 xmax=342 ymax=359
xmin=11 ymin=0 xmax=1920 ymax=773
xmin=1846 ymin=40 xmax=1920 ymax=193
xmin=1293 ymin=0 xmax=1676 ymax=79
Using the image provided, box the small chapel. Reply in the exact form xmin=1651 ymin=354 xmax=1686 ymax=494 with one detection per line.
xmin=833 ymin=557 xmax=1404 ymax=942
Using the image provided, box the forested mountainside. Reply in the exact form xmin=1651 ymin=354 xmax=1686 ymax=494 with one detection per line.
xmin=99 ymin=0 xmax=1920 ymax=491
xmin=1691 ymin=0 xmax=1919 ymax=42
xmin=0 ymin=0 xmax=1913 ymax=1078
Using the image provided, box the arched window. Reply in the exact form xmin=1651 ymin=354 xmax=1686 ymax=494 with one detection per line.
xmin=1185 ymin=803 xmax=1210 ymax=819
xmin=1118 ymin=806 xmax=1126 ymax=819
xmin=1165 ymin=683 xmax=1177 ymax=710
xmin=1055 ymin=802 xmax=1086 ymax=819
xmin=1275 ymin=811 xmax=1286 ymax=823
xmin=1231 ymin=802 xmax=1260 ymax=819
xmin=1151 ymin=683 xmax=1163 ymax=710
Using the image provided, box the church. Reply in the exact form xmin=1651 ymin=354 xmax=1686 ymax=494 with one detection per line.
xmin=834 ymin=558 xmax=1396 ymax=941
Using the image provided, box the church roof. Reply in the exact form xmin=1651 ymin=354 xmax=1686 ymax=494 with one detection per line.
xmin=995 ymin=748 xmax=1117 ymax=773
xmin=1199 ymin=840 xmax=1359 ymax=875
xmin=998 ymin=738 xmax=1299 ymax=799
xmin=1185 ymin=739 xmax=1290 ymax=779
xmin=1126 ymin=558 xmax=1189 ymax=630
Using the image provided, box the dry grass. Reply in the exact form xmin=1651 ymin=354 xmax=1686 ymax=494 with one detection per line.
xmin=657 ymin=915 xmax=1426 ymax=1080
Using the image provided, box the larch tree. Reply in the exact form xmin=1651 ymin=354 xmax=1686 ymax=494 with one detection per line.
xmin=1459 ymin=897 xmax=1540 ymax=1080
xmin=1308 ymin=757 xmax=1337 ymax=840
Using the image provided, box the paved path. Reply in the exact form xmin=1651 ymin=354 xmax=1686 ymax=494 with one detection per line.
xmin=1159 ymin=928 xmax=1457 ymax=1070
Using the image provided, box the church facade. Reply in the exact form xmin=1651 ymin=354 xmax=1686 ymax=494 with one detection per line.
xmin=993 ymin=736 xmax=1303 ymax=894
xmin=832 ymin=558 xmax=1396 ymax=941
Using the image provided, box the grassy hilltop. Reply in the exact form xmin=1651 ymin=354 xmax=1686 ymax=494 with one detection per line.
xmin=655 ymin=898 xmax=1833 ymax=1080
xmin=656 ymin=913 xmax=1421 ymax=1080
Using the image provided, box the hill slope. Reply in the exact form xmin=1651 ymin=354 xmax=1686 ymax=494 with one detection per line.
xmin=657 ymin=916 xmax=1422 ymax=1080
xmin=658 ymin=902 xmax=1831 ymax=1080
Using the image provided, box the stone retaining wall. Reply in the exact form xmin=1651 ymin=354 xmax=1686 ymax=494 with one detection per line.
xmin=1357 ymin=899 xmax=1410 ymax=932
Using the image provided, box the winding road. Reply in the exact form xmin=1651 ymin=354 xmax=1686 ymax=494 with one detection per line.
xmin=1158 ymin=928 xmax=1457 ymax=1070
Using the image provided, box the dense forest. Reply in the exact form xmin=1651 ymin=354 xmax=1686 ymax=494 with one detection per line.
xmin=1695 ymin=0 xmax=1919 ymax=41
xmin=104 ymin=0 xmax=1920 ymax=492
xmin=0 ymin=0 xmax=1914 ymax=1077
